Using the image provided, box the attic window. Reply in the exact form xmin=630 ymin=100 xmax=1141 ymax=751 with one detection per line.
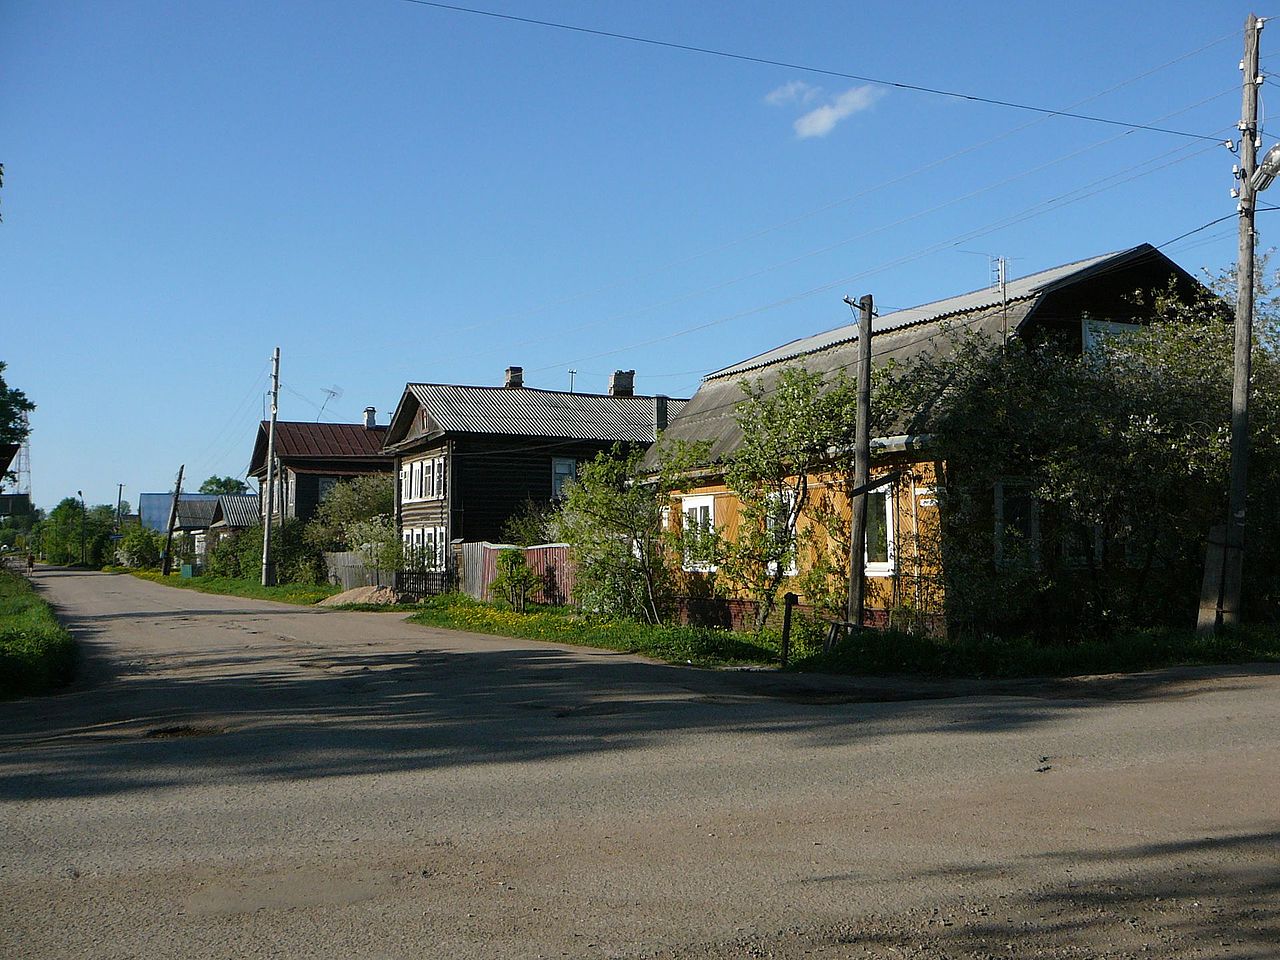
xmin=1082 ymin=318 xmax=1139 ymax=353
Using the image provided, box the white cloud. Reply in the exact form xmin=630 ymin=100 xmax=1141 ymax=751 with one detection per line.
xmin=793 ymin=85 xmax=883 ymax=139
xmin=764 ymin=80 xmax=821 ymax=106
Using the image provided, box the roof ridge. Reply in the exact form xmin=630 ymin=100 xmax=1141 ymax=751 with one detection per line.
xmin=407 ymin=382 xmax=682 ymax=400
xmin=704 ymin=245 xmax=1142 ymax=382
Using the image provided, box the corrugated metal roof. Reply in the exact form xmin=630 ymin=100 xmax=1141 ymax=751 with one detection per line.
xmin=176 ymin=499 xmax=218 ymax=529
xmin=706 ymin=249 xmax=1129 ymax=381
xmin=650 ymin=243 xmax=1198 ymax=467
xmin=214 ymin=494 xmax=259 ymax=528
xmin=268 ymin=421 xmax=390 ymax=459
xmin=405 ymin=384 xmax=688 ymax=443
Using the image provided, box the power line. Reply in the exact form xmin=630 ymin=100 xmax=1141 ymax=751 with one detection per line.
xmin=435 ymin=79 xmax=1238 ymax=374
xmin=530 ymin=133 xmax=1224 ymax=373
xmin=396 ymin=0 xmax=1227 ymax=142
xmin=417 ymin=31 xmax=1237 ymax=340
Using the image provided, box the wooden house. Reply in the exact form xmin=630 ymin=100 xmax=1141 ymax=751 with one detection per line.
xmin=382 ymin=367 xmax=686 ymax=567
xmin=248 ymin=410 xmax=394 ymax=524
xmin=653 ymin=243 xmax=1203 ymax=625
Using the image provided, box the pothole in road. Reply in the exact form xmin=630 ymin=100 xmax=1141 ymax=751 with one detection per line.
xmin=143 ymin=724 xmax=226 ymax=739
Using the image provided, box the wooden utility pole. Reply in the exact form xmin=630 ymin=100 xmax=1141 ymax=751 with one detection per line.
xmin=1206 ymin=14 xmax=1263 ymax=631
xmin=844 ymin=293 xmax=874 ymax=637
xmin=1222 ymin=13 xmax=1264 ymax=626
xmin=261 ymin=347 xmax=281 ymax=587
xmin=161 ymin=465 xmax=184 ymax=576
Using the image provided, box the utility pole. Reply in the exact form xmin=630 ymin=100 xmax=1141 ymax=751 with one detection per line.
xmin=843 ymin=293 xmax=874 ymax=639
xmin=161 ymin=465 xmax=184 ymax=576
xmin=261 ymin=347 xmax=281 ymax=587
xmin=1216 ymin=14 xmax=1264 ymax=630
xmin=114 ymin=483 xmax=125 ymax=533
xmin=998 ymin=256 xmax=1009 ymax=346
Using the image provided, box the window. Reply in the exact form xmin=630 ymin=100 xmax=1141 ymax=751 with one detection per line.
xmin=863 ymin=489 xmax=894 ymax=576
xmin=317 ymin=476 xmax=338 ymax=501
xmin=402 ymin=455 xmax=447 ymax=503
xmin=1082 ymin=318 xmax=1140 ymax=353
xmin=766 ymin=489 xmax=799 ymax=577
xmin=551 ymin=457 xmax=577 ymax=498
xmin=681 ymin=494 xmax=716 ymax=572
xmin=994 ymin=481 xmax=1041 ymax=567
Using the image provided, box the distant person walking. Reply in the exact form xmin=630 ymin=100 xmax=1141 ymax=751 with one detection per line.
xmin=26 ymin=552 xmax=35 ymax=574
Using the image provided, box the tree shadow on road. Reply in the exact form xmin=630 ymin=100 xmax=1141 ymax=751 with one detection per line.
xmin=2 ymin=570 xmax=1275 ymax=804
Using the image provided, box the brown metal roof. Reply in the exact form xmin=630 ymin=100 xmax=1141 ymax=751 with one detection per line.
xmin=249 ymin=421 xmax=393 ymax=477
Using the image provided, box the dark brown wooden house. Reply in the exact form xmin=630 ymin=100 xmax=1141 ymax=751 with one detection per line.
xmin=248 ymin=409 xmax=394 ymax=524
xmin=382 ymin=367 xmax=686 ymax=567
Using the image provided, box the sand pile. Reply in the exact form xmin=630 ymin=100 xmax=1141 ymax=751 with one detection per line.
xmin=319 ymin=585 xmax=404 ymax=606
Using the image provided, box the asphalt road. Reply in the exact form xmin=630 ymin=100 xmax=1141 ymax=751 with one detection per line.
xmin=2 ymin=569 xmax=1277 ymax=959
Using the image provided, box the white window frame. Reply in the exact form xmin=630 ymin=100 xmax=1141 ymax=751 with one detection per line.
xmin=863 ymin=488 xmax=895 ymax=578
xmin=766 ymin=489 xmax=799 ymax=578
xmin=681 ymin=494 xmax=717 ymax=573
xmin=402 ymin=455 xmax=447 ymax=504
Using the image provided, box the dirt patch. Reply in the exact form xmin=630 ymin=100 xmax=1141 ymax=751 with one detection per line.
xmin=317 ymin=585 xmax=403 ymax=607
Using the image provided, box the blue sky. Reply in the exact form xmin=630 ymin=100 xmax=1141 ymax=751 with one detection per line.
xmin=0 ymin=1 xmax=1266 ymax=510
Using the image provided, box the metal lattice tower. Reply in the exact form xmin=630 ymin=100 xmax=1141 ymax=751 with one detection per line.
xmin=10 ymin=412 xmax=32 ymax=497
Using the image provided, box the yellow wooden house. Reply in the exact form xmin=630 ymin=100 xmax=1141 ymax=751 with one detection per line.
xmin=650 ymin=243 xmax=1201 ymax=627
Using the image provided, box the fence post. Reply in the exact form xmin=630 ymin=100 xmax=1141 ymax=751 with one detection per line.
xmin=780 ymin=592 xmax=798 ymax=668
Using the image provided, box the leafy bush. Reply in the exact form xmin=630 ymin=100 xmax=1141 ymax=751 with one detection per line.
xmin=117 ymin=526 xmax=164 ymax=568
xmin=491 ymin=549 xmax=538 ymax=612
xmin=234 ymin=520 xmax=325 ymax=585
xmin=206 ymin=535 xmax=243 ymax=578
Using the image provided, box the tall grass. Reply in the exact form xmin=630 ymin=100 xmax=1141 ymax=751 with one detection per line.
xmin=130 ymin=571 xmax=339 ymax=605
xmin=0 ymin=568 xmax=77 ymax=698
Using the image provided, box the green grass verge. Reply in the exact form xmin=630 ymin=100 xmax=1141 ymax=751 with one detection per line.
xmin=130 ymin=571 xmax=340 ymax=605
xmin=406 ymin=594 xmax=1280 ymax=678
xmin=407 ymin=593 xmax=778 ymax=667
xmin=0 ymin=568 xmax=78 ymax=699
xmin=791 ymin=622 xmax=1280 ymax=678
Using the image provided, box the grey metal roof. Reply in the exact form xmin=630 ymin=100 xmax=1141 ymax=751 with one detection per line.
xmin=706 ymin=249 xmax=1128 ymax=381
xmin=405 ymin=384 xmax=688 ymax=443
xmin=214 ymin=494 xmax=259 ymax=528
xmin=651 ymin=243 xmax=1198 ymax=466
xmin=175 ymin=499 xmax=218 ymax=529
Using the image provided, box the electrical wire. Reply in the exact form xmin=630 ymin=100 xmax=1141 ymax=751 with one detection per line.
xmin=435 ymin=80 xmax=1238 ymax=374
xmin=427 ymin=31 xmax=1238 ymax=338
xmin=396 ymin=0 xmax=1226 ymax=142
xmin=529 ymin=133 xmax=1225 ymax=374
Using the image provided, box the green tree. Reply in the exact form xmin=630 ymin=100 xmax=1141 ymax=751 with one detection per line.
xmin=304 ymin=475 xmax=395 ymax=551
xmin=0 ymin=362 xmax=34 ymax=483
xmin=501 ymin=497 xmax=557 ymax=546
xmin=556 ymin=441 xmax=707 ymax=625
xmin=34 ymin=499 xmax=117 ymax=566
xmin=890 ymin=282 xmax=1280 ymax=637
xmin=198 ymin=475 xmax=250 ymax=495
xmin=118 ymin=526 xmax=164 ymax=568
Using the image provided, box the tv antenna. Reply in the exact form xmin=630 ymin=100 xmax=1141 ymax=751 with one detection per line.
xmin=316 ymin=385 xmax=344 ymax=421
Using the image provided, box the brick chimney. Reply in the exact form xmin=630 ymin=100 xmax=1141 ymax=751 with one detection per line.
xmin=608 ymin=369 xmax=635 ymax=397
xmin=654 ymin=395 xmax=669 ymax=432
xmin=505 ymin=366 xmax=524 ymax=389
xmin=363 ymin=406 xmax=377 ymax=429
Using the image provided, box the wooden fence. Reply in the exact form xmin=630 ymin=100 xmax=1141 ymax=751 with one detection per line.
xmin=456 ymin=542 xmax=575 ymax=605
